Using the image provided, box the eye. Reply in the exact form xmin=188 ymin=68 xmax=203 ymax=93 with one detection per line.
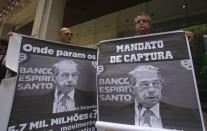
xmin=135 ymin=20 xmax=141 ymax=24
xmin=135 ymin=19 xmax=148 ymax=24
xmin=152 ymin=80 xmax=161 ymax=87
xmin=65 ymin=32 xmax=73 ymax=36
xmin=60 ymin=73 xmax=69 ymax=78
xmin=71 ymin=73 xmax=78 ymax=78
xmin=139 ymin=81 xmax=150 ymax=88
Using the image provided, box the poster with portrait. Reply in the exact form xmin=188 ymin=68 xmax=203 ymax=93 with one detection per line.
xmin=97 ymin=30 xmax=206 ymax=131
xmin=7 ymin=35 xmax=97 ymax=131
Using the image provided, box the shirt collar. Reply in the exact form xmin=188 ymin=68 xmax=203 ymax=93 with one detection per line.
xmin=135 ymin=100 xmax=160 ymax=119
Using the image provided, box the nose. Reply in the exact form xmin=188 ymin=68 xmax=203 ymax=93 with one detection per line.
xmin=139 ymin=20 xmax=145 ymax=24
xmin=140 ymin=20 xmax=143 ymax=24
xmin=66 ymin=75 xmax=74 ymax=82
xmin=148 ymin=85 xmax=155 ymax=94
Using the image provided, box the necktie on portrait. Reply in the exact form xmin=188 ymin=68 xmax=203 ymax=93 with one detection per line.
xmin=143 ymin=109 xmax=153 ymax=127
xmin=61 ymin=95 xmax=70 ymax=108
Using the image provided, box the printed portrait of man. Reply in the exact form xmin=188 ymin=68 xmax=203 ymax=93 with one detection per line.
xmin=9 ymin=59 xmax=96 ymax=123
xmin=128 ymin=65 xmax=163 ymax=128
xmin=128 ymin=64 xmax=203 ymax=131
xmin=52 ymin=60 xmax=79 ymax=113
xmin=51 ymin=60 xmax=96 ymax=113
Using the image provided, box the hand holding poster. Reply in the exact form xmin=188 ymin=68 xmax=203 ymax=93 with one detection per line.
xmin=97 ymin=30 xmax=206 ymax=131
xmin=7 ymin=34 xmax=97 ymax=131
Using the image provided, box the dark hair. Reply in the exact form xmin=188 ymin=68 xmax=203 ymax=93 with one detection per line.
xmin=0 ymin=39 xmax=8 ymax=46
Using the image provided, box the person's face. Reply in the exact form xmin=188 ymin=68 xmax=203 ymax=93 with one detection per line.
xmin=59 ymin=28 xmax=73 ymax=43
xmin=134 ymin=74 xmax=162 ymax=109
xmin=54 ymin=66 xmax=78 ymax=94
xmin=134 ymin=15 xmax=151 ymax=35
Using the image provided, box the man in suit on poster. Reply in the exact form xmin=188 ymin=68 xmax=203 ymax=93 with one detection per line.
xmin=9 ymin=60 xmax=96 ymax=124
xmin=51 ymin=60 xmax=93 ymax=113
xmin=99 ymin=64 xmax=203 ymax=131
xmin=128 ymin=65 xmax=164 ymax=128
xmin=129 ymin=65 xmax=203 ymax=130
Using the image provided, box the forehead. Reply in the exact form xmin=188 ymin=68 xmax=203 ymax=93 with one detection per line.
xmin=61 ymin=28 xmax=71 ymax=33
xmin=135 ymin=71 xmax=159 ymax=80
xmin=135 ymin=15 xmax=149 ymax=21
xmin=138 ymin=75 xmax=160 ymax=83
xmin=57 ymin=63 xmax=77 ymax=73
xmin=58 ymin=68 xmax=77 ymax=74
xmin=58 ymin=67 xmax=77 ymax=74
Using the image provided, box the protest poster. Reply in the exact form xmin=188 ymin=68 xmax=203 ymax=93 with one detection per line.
xmin=7 ymin=34 xmax=97 ymax=131
xmin=97 ymin=30 xmax=206 ymax=131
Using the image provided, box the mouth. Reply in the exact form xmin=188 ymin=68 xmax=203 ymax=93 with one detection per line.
xmin=146 ymin=96 xmax=158 ymax=100
xmin=139 ymin=26 xmax=145 ymax=29
xmin=66 ymin=85 xmax=75 ymax=88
